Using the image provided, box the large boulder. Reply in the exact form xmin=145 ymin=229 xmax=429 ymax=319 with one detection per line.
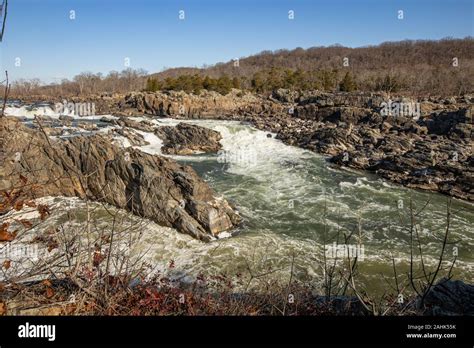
xmin=155 ymin=123 xmax=222 ymax=155
xmin=0 ymin=117 xmax=241 ymax=241
xmin=423 ymin=107 xmax=472 ymax=138
xmin=271 ymin=88 xmax=300 ymax=103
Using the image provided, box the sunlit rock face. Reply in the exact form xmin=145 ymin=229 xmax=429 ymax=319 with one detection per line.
xmin=0 ymin=118 xmax=241 ymax=241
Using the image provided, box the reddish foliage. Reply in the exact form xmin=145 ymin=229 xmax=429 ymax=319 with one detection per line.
xmin=0 ymin=223 xmax=17 ymax=242
xmin=3 ymin=260 xmax=11 ymax=270
xmin=18 ymin=219 xmax=33 ymax=228
xmin=37 ymin=204 xmax=51 ymax=221
xmin=14 ymin=200 xmax=24 ymax=211
xmin=93 ymin=250 xmax=106 ymax=267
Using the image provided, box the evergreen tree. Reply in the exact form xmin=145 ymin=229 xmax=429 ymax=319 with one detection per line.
xmin=339 ymin=72 xmax=357 ymax=92
xmin=251 ymin=72 xmax=265 ymax=92
xmin=232 ymin=77 xmax=241 ymax=89
xmin=216 ymin=75 xmax=232 ymax=95
xmin=145 ymin=78 xmax=161 ymax=92
xmin=376 ymin=74 xmax=402 ymax=92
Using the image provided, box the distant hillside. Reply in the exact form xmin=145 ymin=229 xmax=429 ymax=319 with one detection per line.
xmin=153 ymin=38 xmax=474 ymax=78
xmin=11 ymin=38 xmax=474 ymax=97
xmin=147 ymin=38 xmax=474 ymax=95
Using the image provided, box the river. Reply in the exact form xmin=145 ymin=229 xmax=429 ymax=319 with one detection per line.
xmin=3 ymin=107 xmax=474 ymax=294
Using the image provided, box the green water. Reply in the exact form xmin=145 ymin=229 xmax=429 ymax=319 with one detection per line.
xmin=7 ymin=118 xmax=472 ymax=296
xmin=160 ymin=119 xmax=474 ymax=292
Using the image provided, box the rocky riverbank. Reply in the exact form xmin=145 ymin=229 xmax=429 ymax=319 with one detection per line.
xmin=91 ymin=89 xmax=473 ymax=201
xmin=9 ymin=89 xmax=474 ymax=201
xmin=0 ymin=117 xmax=241 ymax=241
xmin=1 ymin=94 xmax=473 ymax=317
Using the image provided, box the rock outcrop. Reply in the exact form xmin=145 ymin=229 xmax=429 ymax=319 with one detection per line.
xmin=155 ymin=123 xmax=222 ymax=155
xmin=112 ymin=127 xmax=149 ymax=146
xmin=247 ymin=94 xmax=473 ymax=201
xmin=0 ymin=118 xmax=241 ymax=241
xmin=421 ymin=278 xmax=474 ymax=316
xmin=112 ymin=116 xmax=156 ymax=133
xmin=121 ymin=90 xmax=287 ymax=118
xmin=108 ymin=116 xmax=223 ymax=155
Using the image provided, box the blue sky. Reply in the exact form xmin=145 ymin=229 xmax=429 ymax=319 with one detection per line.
xmin=1 ymin=0 xmax=473 ymax=83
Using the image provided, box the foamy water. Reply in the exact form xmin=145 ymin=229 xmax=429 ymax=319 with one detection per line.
xmin=5 ymin=104 xmax=118 ymax=121
xmin=104 ymin=118 xmax=474 ymax=287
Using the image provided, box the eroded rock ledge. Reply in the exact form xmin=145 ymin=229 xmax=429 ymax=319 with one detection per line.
xmin=0 ymin=118 xmax=241 ymax=241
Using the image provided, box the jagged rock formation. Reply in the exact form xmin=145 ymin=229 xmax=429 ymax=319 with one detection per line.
xmin=267 ymin=111 xmax=473 ymax=201
xmin=112 ymin=127 xmax=149 ymax=146
xmin=7 ymin=90 xmax=287 ymax=117
xmin=107 ymin=116 xmax=223 ymax=155
xmin=119 ymin=90 xmax=286 ymax=118
xmin=0 ymin=118 xmax=241 ymax=241
xmin=155 ymin=123 xmax=222 ymax=155
xmin=249 ymin=92 xmax=474 ymax=201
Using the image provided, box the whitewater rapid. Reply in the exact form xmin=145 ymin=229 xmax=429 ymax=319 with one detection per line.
xmin=3 ymin=106 xmax=474 ymax=290
xmin=107 ymin=117 xmax=474 ymax=287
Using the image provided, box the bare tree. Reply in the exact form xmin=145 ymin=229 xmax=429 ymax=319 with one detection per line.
xmin=0 ymin=0 xmax=8 ymax=117
xmin=0 ymin=0 xmax=7 ymax=42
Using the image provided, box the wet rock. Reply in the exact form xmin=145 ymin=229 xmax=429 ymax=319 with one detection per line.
xmin=58 ymin=115 xmax=75 ymax=122
xmin=76 ymin=122 xmax=99 ymax=131
xmin=112 ymin=127 xmax=149 ymax=146
xmin=251 ymin=94 xmax=474 ymax=201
